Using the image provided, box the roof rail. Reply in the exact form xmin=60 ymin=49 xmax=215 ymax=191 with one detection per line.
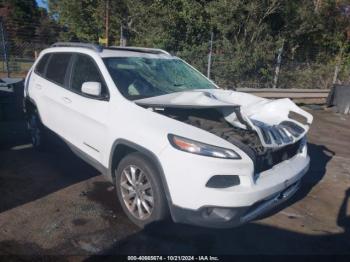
xmin=51 ymin=42 xmax=103 ymax=52
xmin=107 ymin=46 xmax=170 ymax=55
xmin=50 ymin=43 xmax=170 ymax=55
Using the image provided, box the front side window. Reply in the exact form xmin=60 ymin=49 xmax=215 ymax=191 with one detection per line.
xmin=103 ymin=57 xmax=216 ymax=100
xmin=45 ymin=53 xmax=72 ymax=85
xmin=70 ymin=54 xmax=107 ymax=96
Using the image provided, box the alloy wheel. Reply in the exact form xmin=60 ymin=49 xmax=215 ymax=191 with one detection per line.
xmin=120 ymin=165 xmax=154 ymax=220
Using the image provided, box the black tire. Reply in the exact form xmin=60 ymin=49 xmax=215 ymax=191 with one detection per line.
xmin=26 ymin=109 xmax=48 ymax=151
xmin=115 ymin=152 xmax=169 ymax=228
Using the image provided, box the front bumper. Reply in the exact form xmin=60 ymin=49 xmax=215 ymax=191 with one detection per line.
xmin=170 ymin=161 xmax=309 ymax=228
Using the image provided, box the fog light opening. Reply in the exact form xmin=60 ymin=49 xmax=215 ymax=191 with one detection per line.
xmin=206 ymin=175 xmax=240 ymax=188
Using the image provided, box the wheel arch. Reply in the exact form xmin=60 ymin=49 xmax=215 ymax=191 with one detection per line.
xmin=109 ymin=139 xmax=173 ymax=209
xmin=23 ymin=97 xmax=37 ymax=114
xmin=23 ymin=97 xmax=44 ymax=123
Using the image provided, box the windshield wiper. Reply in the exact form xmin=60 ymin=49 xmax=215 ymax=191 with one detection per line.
xmin=173 ymin=83 xmax=185 ymax=86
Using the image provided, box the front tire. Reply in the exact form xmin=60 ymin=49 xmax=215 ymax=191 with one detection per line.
xmin=115 ymin=152 xmax=169 ymax=228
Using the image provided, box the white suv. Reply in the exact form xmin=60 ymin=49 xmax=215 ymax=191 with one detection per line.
xmin=24 ymin=42 xmax=313 ymax=228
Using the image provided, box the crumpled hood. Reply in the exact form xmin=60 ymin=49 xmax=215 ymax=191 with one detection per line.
xmin=135 ymin=89 xmax=313 ymax=148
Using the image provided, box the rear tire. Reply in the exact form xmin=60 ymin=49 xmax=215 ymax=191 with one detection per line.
xmin=26 ymin=110 xmax=48 ymax=151
xmin=115 ymin=152 xmax=169 ymax=228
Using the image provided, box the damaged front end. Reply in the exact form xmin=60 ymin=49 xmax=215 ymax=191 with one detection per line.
xmin=135 ymin=90 xmax=313 ymax=173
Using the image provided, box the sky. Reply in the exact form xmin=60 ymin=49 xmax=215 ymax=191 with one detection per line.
xmin=36 ymin=0 xmax=48 ymax=9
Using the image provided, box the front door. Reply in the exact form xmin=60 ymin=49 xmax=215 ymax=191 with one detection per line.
xmin=62 ymin=53 xmax=110 ymax=162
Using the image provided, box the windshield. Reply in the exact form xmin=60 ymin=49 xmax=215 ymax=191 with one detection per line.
xmin=103 ymin=57 xmax=216 ymax=100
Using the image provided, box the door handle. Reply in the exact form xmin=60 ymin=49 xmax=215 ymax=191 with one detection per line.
xmin=62 ymin=97 xmax=72 ymax=103
xmin=35 ymin=84 xmax=42 ymax=90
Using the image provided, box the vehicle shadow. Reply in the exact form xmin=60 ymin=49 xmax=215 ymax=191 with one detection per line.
xmin=0 ymin=118 xmax=342 ymax=255
xmin=294 ymin=143 xmax=335 ymax=201
xmin=259 ymin=143 xmax=335 ymax=218
xmin=0 ymin=121 xmax=101 ymax=213
xmin=87 ymin=188 xmax=350 ymax=256
xmin=0 ymin=120 xmax=30 ymax=150
xmin=86 ymin=143 xmax=345 ymax=257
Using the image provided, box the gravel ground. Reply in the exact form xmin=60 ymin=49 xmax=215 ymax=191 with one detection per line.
xmin=0 ymin=108 xmax=349 ymax=257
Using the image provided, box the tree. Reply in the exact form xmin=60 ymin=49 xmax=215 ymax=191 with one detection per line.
xmin=45 ymin=0 xmax=350 ymax=87
xmin=48 ymin=0 xmax=103 ymax=42
xmin=35 ymin=7 xmax=60 ymax=44
xmin=0 ymin=0 xmax=40 ymax=43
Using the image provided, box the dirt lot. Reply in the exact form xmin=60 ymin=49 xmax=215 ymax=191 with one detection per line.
xmin=0 ymin=108 xmax=349 ymax=257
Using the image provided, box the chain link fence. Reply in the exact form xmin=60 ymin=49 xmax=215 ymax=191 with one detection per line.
xmin=177 ymin=47 xmax=349 ymax=90
xmin=0 ymin=41 xmax=48 ymax=78
xmin=0 ymin=35 xmax=347 ymax=90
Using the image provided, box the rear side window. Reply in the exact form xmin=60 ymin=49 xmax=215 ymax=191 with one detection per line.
xmin=46 ymin=53 xmax=72 ymax=86
xmin=35 ymin=54 xmax=50 ymax=76
xmin=70 ymin=54 xmax=107 ymax=96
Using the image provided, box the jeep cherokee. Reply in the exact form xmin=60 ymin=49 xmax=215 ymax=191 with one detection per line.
xmin=24 ymin=42 xmax=313 ymax=228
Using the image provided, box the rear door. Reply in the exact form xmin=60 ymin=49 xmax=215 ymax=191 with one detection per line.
xmin=28 ymin=53 xmax=51 ymax=119
xmin=35 ymin=52 xmax=74 ymax=140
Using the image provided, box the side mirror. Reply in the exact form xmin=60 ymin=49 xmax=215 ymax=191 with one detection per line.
xmin=81 ymin=82 xmax=102 ymax=97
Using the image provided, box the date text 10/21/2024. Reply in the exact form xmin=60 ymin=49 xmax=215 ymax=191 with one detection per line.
xmin=127 ymin=256 xmax=220 ymax=261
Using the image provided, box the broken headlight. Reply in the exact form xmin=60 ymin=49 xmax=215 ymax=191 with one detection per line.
xmin=168 ymin=134 xmax=241 ymax=159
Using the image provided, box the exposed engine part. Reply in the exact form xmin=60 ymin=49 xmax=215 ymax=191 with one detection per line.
xmin=156 ymin=107 xmax=266 ymax=154
xmin=154 ymin=107 xmax=303 ymax=174
xmin=185 ymin=116 xmax=266 ymax=154
xmin=135 ymin=90 xmax=313 ymax=149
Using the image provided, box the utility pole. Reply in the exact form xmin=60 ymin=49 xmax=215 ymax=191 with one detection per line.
xmin=332 ymin=47 xmax=344 ymax=85
xmin=333 ymin=64 xmax=340 ymax=85
xmin=120 ymin=19 xmax=127 ymax=47
xmin=0 ymin=18 xmax=9 ymax=77
xmin=207 ymin=31 xmax=214 ymax=79
xmin=273 ymin=39 xmax=285 ymax=88
xmin=105 ymin=0 xmax=110 ymax=47
xmin=120 ymin=24 xmax=126 ymax=47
